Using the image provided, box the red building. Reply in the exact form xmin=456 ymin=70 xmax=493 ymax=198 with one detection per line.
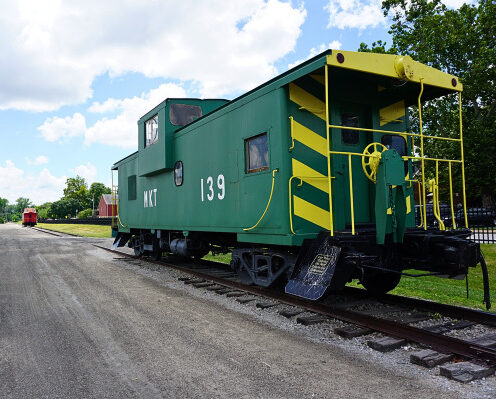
xmin=98 ymin=194 xmax=117 ymax=217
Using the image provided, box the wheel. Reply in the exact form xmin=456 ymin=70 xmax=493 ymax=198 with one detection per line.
xmin=150 ymin=249 xmax=162 ymax=261
xmin=361 ymin=142 xmax=387 ymax=183
xmin=360 ymin=269 xmax=401 ymax=295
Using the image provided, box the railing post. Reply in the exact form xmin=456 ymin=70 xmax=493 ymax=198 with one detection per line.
xmin=325 ymin=64 xmax=334 ymax=236
xmin=448 ymin=161 xmax=456 ymax=229
xmin=418 ymin=80 xmax=427 ymax=230
xmin=348 ymin=154 xmax=355 ymax=235
xmin=459 ymin=92 xmax=468 ymax=228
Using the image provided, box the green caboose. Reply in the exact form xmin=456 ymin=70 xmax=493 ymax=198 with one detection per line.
xmin=112 ymin=49 xmax=490 ymax=307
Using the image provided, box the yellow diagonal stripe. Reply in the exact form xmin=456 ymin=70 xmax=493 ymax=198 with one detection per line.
xmin=292 ymin=119 xmax=327 ymax=157
xmin=289 ymin=83 xmax=325 ymax=121
xmin=310 ymin=73 xmax=325 ymax=85
xmin=292 ymin=159 xmax=329 ymax=194
xmin=293 ymin=195 xmax=330 ymax=230
xmin=379 ymin=100 xmax=405 ymax=126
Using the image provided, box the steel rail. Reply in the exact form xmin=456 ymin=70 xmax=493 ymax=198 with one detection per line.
xmin=95 ymin=244 xmax=496 ymax=366
xmin=343 ymin=286 xmax=496 ymax=327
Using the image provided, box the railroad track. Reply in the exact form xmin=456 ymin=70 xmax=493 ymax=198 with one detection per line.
xmin=93 ymin=243 xmax=496 ymax=382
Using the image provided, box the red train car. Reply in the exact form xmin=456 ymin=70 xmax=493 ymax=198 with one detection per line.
xmin=22 ymin=208 xmax=37 ymax=227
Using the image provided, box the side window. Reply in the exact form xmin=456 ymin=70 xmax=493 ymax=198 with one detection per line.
xmin=341 ymin=113 xmax=360 ymax=145
xmin=128 ymin=175 xmax=137 ymax=200
xmin=245 ymin=133 xmax=269 ymax=174
xmin=381 ymin=135 xmax=407 ymax=156
xmin=174 ymin=161 xmax=183 ymax=186
xmin=145 ymin=114 xmax=158 ymax=147
xmin=169 ymin=104 xmax=203 ymax=127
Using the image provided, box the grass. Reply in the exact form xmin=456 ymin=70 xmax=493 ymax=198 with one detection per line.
xmin=205 ymin=245 xmax=496 ymax=312
xmin=36 ymin=223 xmax=112 ymax=238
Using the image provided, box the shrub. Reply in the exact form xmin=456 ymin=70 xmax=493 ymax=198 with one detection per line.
xmin=77 ymin=208 xmax=93 ymax=219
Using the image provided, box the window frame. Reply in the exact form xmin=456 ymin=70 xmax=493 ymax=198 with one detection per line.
xmin=128 ymin=175 xmax=137 ymax=201
xmin=244 ymin=132 xmax=270 ymax=174
xmin=169 ymin=103 xmax=203 ymax=127
xmin=145 ymin=114 xmax=159 ymax=148
xmin=174 ymin=161 xmax=184 ymax=186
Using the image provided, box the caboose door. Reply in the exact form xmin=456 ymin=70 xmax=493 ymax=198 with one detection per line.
xmin=331 ymin=102 xmax=373 ymax=228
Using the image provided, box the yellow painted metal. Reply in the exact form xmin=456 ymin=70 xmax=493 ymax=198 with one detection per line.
xmin=361 ymin=142 xmax=387 ymax=183
xmin=325 ymin=65 xmax=334 ymax=236
xmin=288 ymin=175 xmax=332 ymax=234
xmin=418 ymin=80 xmax=427 ymax=230
xmin=448 ymin=161 xmax=457 ymax=229
xmin=459 ymin=92 xmax=468 ymax=228
xmin=434 ymin=161 xmax=446 ymax=230
xmin=289 ymin=83 xmax=326 ymax=121
xmin=406 ymin=195 xmax=411 ymax=214
xmin=328 ymin=124 xmax=461 ymax=142
xmin=379 ymin=100 xmax=405 ymax=126
xmin=326 ymin=51 xmax=462 ymax=92
xmin=243 ymin=169 xmax=279 ymax=231
xmin=416 ymin=181 xmax=424 ymax=228
xmin=348 ymin=154 xmax=355 ymax=235
xmin=289 ymin=116 xmax=295 ymax=150
xmin=293 ymin=195 xmax=330 ymax=230
xmin=403 ymin=156 xmax=462 ymax=163
xmin=291 ymin=118 xmax=328 ymax=156
xmin=310 ymin=73 xmax=325 ymax=85
xmin=292 ymin=159 xmax=329 ymax=193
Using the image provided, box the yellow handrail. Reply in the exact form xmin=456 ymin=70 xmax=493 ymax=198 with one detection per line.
xmin=448 ymin=161 xmax=456 ymax=229
xmin=325 ymin=64 xmax=334 ymax=236
xmin=243 ymin=169 xmax=279 ymax=231
xmin=288 ymin=175 xmax=331 ymax=235
xmin=328 ymin=124 xmax=461 ymax=142
xmin=289 ymin=116 xmax=295 ymax=150
xmin=348 ymin=154 xmax=355 ymax=235
xmin=418 ymin=79 xmax=427 ymax=230
xmin=416 ymin=181 xmax=424 ymax=228
xmin=434 ymin=161 xmax=445 ymax=230
xmin=459 ymin=92 xmax=468 ymax=228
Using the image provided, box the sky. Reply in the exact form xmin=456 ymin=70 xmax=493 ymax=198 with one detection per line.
xmin=0 ymin=0 xmax=471 ymax=205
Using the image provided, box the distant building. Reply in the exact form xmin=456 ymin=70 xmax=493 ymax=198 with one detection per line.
xmin=98 ymin=194 xmax=118 ymax=217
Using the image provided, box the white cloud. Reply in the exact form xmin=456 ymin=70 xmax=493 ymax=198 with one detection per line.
xmin=87 ymin=83 xmax=186 ymax=148
xmin=288 ymin=41 xmax=342 ymax=69
xmin=25 ymin=155 xmax=49 ymax=165
xmin=325 ymin=0 xmax=385 ymax=30
xmin=38 ymin=83 xmax=187 ymax=149
xmin=0 ymin=0 xmax=306 ymax=112
xmin=0 ymin=160 xmax=66 ymax=204
xmin=72 ymin=162 xmax=97 ymax=185
xmin=37 ymin=113 xmax=86 ymax=142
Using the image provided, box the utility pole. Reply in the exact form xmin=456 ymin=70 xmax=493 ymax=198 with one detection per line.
xmin=92 ymin=196 xmax=95 ymax=216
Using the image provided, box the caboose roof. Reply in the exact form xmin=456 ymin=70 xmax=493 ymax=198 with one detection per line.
xmin=171 ymin=49 xmax=461 ymax=134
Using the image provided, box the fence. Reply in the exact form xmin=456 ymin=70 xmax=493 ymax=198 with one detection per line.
xmin=415 ymin=205 xmax=496 ymax=244
xmin=39 ymin=217 xmax=113 ymax=226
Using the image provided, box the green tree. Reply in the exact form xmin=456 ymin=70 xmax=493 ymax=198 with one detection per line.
xmin=362 ymin=0 xmax=496 ymax=206
xmin=15 ymin=197 xmax=32 ymax=214
xmin=77 ymin=208 xmax=93 ymax=219
xmin=63 ymin=176 xmax=89 ymax=207
xmin=87 ymin=182 xmax=111 ymax=214
xmin=0 ymin=197 xmax=8 ymax=221
xmin=36 ymin=202 xmax=52 ymax=220
xmin=48 ymin=198 xmax=84 ymax=219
